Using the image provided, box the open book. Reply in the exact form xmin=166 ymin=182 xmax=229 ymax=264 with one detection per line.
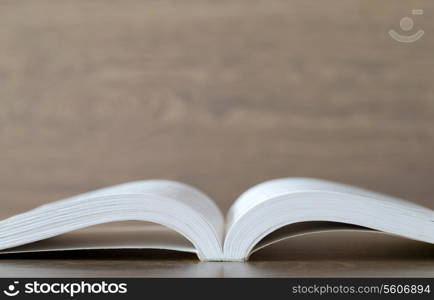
xmin=0 ymin=178 xmax=433 ymax=261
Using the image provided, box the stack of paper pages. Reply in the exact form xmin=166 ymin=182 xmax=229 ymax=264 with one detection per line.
xmin=0 ymin=178 xmax=432 ymax=261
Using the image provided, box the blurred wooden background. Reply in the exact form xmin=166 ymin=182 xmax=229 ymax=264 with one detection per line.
xmin=1 ymin=0 xmax=434 ymax=216
xmin=0 ymin=0 xmax=433 ymax=276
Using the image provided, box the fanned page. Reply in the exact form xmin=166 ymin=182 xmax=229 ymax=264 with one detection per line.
xmin=0 ymin=178 xmax=433 ymax=262
xmin=0 ymin=180 xmax=225 ymax=261
xmin=224 ymin=178 xmax=434 ymax=261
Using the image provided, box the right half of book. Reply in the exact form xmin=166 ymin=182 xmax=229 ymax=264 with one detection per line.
xmin=223 ymin=177 xmax=434 ymax=262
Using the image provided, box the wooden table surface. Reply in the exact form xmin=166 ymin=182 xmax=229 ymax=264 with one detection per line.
xmin=1 ymin=231 xmax=433 ymax=277
xmin=0 ymin=0 xmax=433 ymax=277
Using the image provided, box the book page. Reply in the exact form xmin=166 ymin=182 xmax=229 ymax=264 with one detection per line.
xmin=0 ymin=180 xmax=225 ymax=261
xmin=1 ymin=223 xmax=196 ymax=254
xmin=224 ymin=178 xmax=433 ymax=261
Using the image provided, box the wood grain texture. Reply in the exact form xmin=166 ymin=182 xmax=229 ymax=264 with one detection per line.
xmin=0 ymin=0 xmax=433 ymax=277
